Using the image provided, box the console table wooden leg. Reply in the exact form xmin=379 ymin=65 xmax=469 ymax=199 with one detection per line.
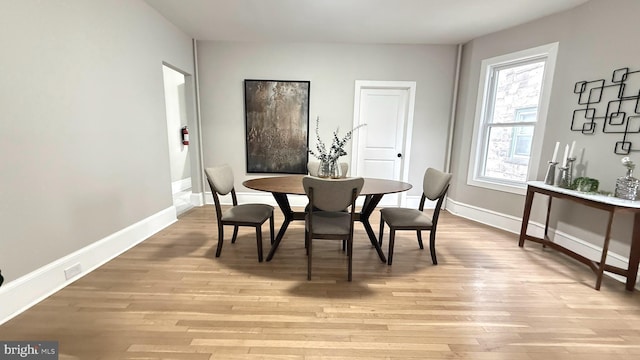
xmin=543 ymin=196 xmax=553 ymax=248
xmin=595 ymin=210 xmax=615 ymax=290
xmin=626 ymin=212 xmax=640 ymax=291
xmin=519 ymin=187 xmax=534 ymax=247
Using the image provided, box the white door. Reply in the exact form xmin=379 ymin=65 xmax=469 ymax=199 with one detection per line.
xmin=351 ymin=81 xmax=416 ymax=207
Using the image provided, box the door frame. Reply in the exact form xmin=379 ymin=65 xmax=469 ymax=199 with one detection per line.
xmin=351 ymin=80 xmax=416 ymax=207
xmin=162 ymin=59 xmax=205 ymax=214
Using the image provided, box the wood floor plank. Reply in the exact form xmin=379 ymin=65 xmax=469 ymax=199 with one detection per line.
xmin=1 ymin=205 xmax=640 ymax=359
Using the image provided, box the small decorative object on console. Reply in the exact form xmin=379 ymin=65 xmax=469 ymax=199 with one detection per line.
xmin=572 ymin=177 xmax=599 ymax=193
xmin=615 ymin=157 xmax=640 ymax=200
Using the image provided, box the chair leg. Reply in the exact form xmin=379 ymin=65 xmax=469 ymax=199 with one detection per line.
xmin=417 ymin=231 xmax=424 ymax=249
xmin=269 ymin=214 xmax=275 ymax=245
xmin=429 ymin=230 xmax=437 ymax=265
xmin=231 ymin=226 xmax=239 ymax=244
xmin=255 ymin=226 xmax=263 ymax=262
xmin=347 ymin=237 xmax=353 ymax=282
xmin=307 ymin=234 xmax=312 ymax=280
xmin=378 ymin=217 xmax=385 ymax=247
xmin=387 ymin=229 xmax=396 ymax=266
xmin=215 ymin=225 xmax=224 ymax=257
xmin=305 ymin=230 xmax=309 ymax=255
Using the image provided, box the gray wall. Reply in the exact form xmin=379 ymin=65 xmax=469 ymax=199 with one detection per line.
xmin=196 ymin=41 xmax=457 ymax=196
xmin=0 ymin=0 xmax=195 ymax=282
xmin=449 ymin=0 xmax=640 ymax=254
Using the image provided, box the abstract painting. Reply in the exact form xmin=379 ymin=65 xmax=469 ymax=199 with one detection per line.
xmin=244 ymin=79 xmax=310 ymax=173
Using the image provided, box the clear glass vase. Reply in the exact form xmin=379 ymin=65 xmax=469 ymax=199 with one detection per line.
xmin=615 ymin=167 xmax=640 ymax=200
xmin=317 ymin=159 xmax=342 ymax=179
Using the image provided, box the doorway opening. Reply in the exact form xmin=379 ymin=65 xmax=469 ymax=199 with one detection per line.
xmin=162 ymin=65 xmax=193 ymax=215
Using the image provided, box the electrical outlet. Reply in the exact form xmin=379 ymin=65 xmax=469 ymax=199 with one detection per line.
xmin=64 ymin=263 xmax=82 ymax=280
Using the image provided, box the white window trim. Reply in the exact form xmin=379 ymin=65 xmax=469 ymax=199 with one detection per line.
xmin=467 ymin=42 xmax=559 ymax=195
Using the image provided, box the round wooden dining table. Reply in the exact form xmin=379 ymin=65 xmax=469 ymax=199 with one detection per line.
xmin=243 ymin=175 xmax=412 ymax=262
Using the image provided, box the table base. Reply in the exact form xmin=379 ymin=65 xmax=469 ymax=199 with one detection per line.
xmin=266 ymin=193 xmax=387 ymax=263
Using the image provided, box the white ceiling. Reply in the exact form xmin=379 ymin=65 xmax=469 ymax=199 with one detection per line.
xmin=144 ymin=0 xmax=590 ymax=44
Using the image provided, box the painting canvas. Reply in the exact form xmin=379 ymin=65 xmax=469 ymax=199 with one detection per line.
xmin=244 ymin=79 xmax=310 ymax=173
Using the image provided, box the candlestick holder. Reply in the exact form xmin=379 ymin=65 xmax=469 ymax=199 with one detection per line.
xmin=544 ymin=161 xmax=558 ymax=185
xmin=558 ymin=166 xmax=570 ymax=188
xmin=566 ymin=157 xmax=576 ymax=188
xmin=558 ymin=158 xmax=576 ymax=189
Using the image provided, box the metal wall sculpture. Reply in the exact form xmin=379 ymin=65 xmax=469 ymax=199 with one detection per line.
xmin=572 ymin=67 xmax=640 ymax=154
xmin=244 ymin=79 xmax=310 ymax=174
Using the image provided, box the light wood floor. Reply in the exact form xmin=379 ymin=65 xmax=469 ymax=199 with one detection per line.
xmin=2 ymin=205 xmax=640 ymax=359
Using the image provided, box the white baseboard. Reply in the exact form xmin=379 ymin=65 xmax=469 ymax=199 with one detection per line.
xmin=190 ymin=192 xmax=204 ymax=207
xmin=446 ymin=198 xmax=524 ymax=234
xmin=406 ymin=195 xmax=437 ymax=209
xmin=0 ymin=207 xmax=177 ymax=325
xmin=171 ymin=177 xmax=192 ymax=194
xmin=204 ymin=191 xmax=309 ymax=208
xmin=205 ymin=192 xmax=434 ymax=210
xmin=445 ymin=197 xmax=635 ymax=286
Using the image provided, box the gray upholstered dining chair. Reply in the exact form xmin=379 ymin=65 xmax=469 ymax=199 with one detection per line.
xmin=205 ymin=165 xmax=274 ymax=262
xmin=306 ymin=161 xmax=351 ymax=252
xmin=303 ymin=176 xmax=364 ymax=281
xmin=378 ymin=168 xmax=452 ymax=265
xmin=307 ymin=161 xmax=349 ymax=178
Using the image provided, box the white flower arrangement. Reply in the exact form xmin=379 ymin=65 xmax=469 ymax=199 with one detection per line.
xmin=622 ymin=156 xmax=635 ymax=170
xmin=308 ymin=116 xmax=366 ymax=163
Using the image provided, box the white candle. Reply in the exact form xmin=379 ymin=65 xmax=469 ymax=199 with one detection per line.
xmin=562 ymin=144 xmax=569 ymax=167
xmin=551 ymin=142 xmax=559 ymax=163
xmin=568 ymin=141 xmax=576 ymax=159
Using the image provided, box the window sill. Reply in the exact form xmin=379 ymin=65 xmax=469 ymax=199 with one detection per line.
xmin=467 ymin=178 xmax=527 ymax=196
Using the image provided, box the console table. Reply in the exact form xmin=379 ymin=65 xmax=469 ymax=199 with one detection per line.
xmin=519 ymin=181 xmax=640 ymax=291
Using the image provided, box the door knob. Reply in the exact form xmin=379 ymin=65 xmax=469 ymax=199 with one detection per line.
xmin=397 ymin=153 xmax=402 ymax=158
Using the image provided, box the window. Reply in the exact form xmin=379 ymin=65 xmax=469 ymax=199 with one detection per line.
xmin=468 ymin=43 xmax=558 ymax=195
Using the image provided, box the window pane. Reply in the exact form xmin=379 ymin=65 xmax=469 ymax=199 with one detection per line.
xmin=489 ymin=61 xmax=545 ymax=124
xmin=482 ymin=126 xmax=530 ymax=182
xmin=513 ymin=125 xmax=534 ymax=156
